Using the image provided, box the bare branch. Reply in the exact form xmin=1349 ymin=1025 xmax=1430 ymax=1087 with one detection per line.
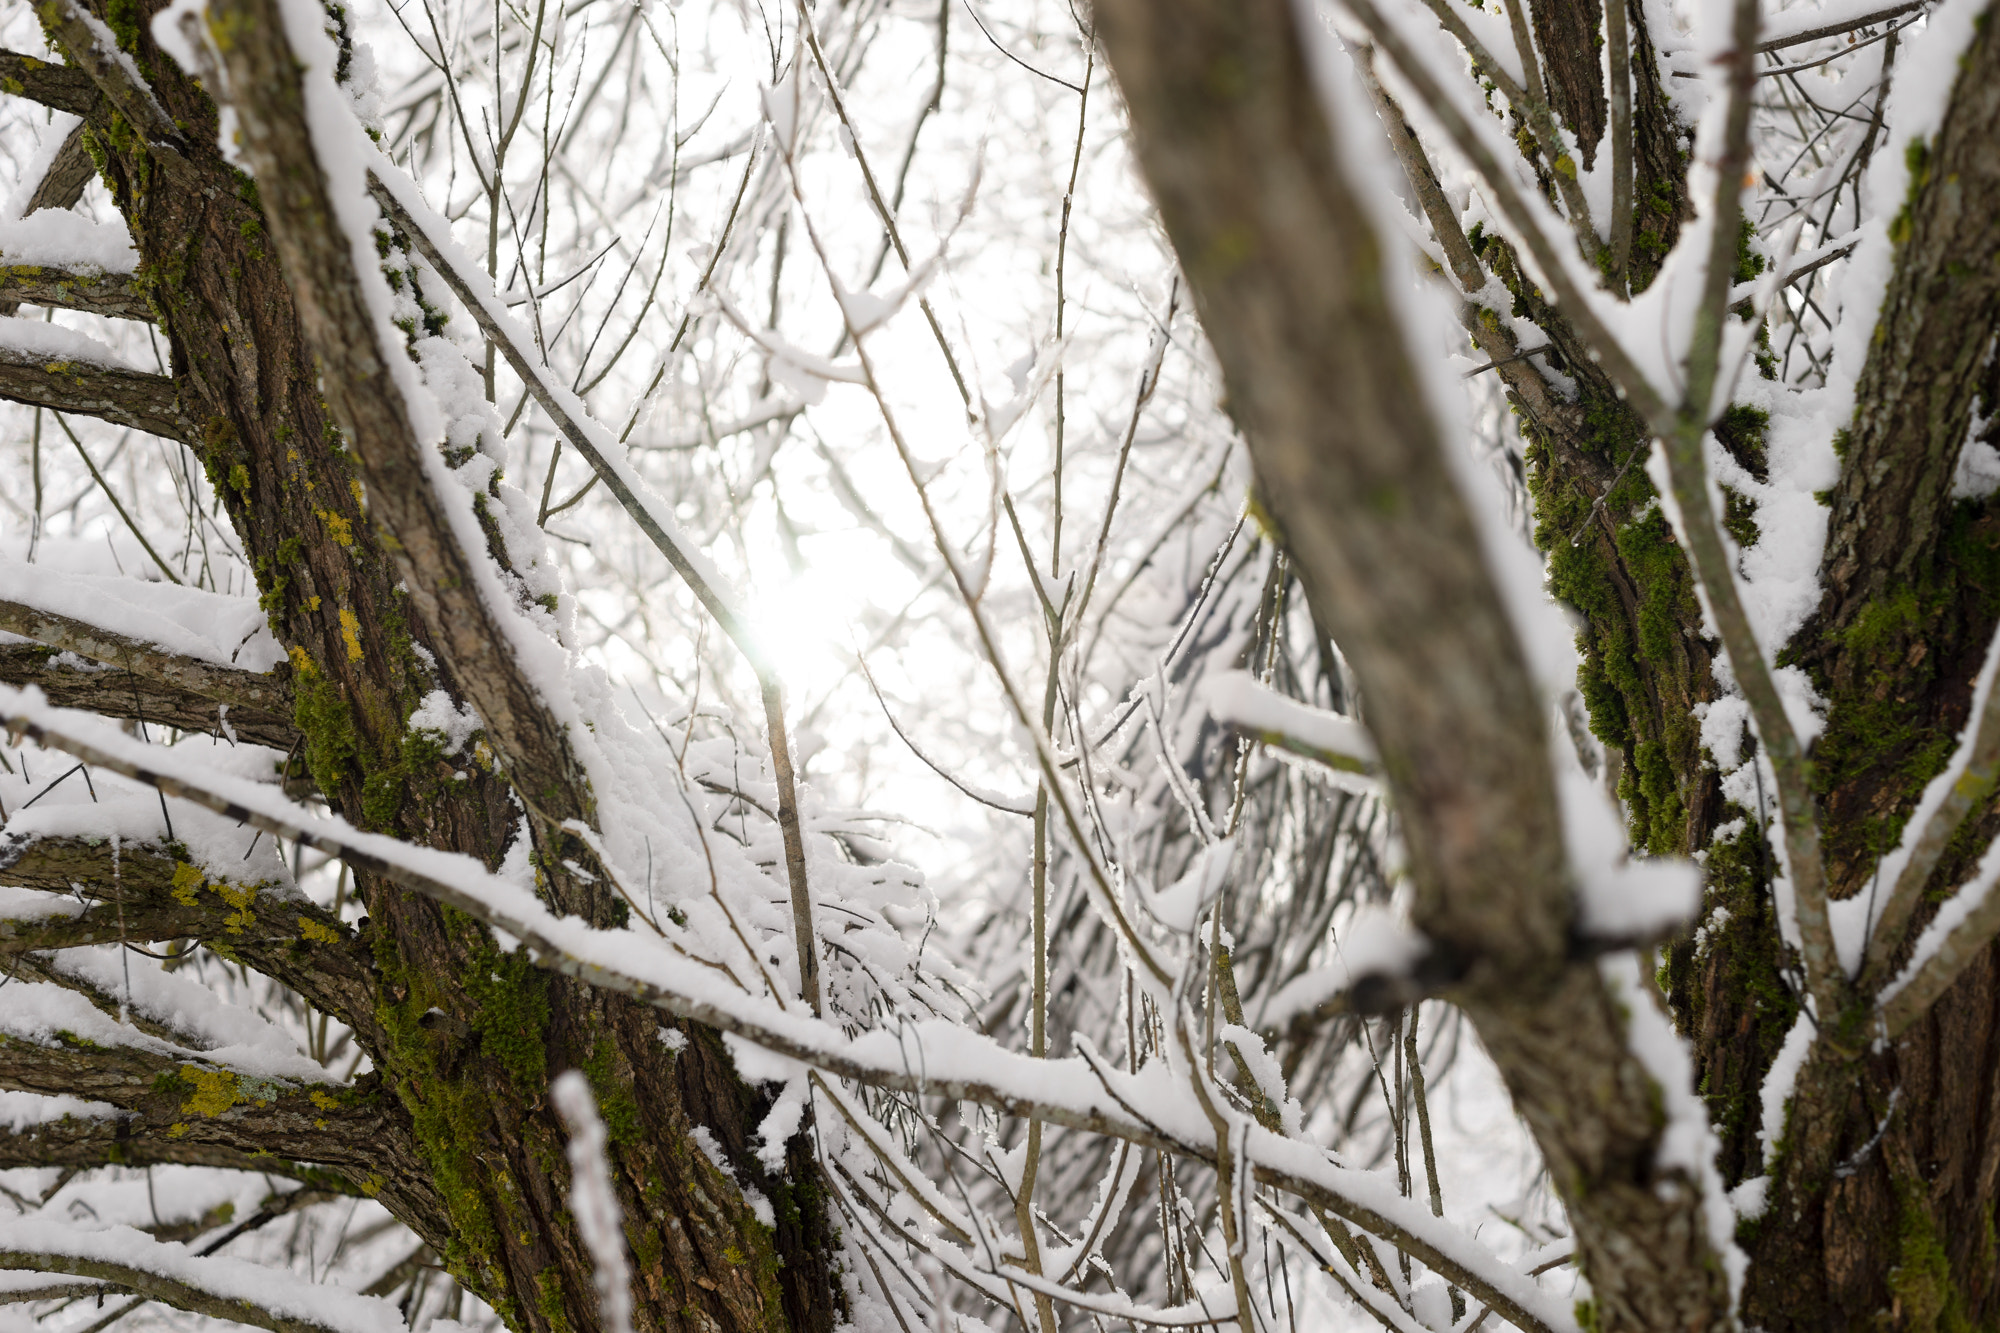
xmin=0 ymin=645 xmax=297 ymax=749
xmin=0 ymin=351 xmax=185 ymax=440
xmin=0 ymin=265 xmax=152 ymax=322
xmin=0 ymin=49 xmax=100 ymax=116
xmin=0 ymin=834 xmax=375 ymax=1034
xmin=1756 ymin=0 xmax=1927 ymax=52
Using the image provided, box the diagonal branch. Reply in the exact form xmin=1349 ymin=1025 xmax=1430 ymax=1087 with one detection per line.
xmin=35 ymin=0 xmax=187 ymax=168
xmin=19 ymin=122 xmax=97 ymax=214
xmin=365 ymin=171 xmax=824 ymax=1014
xmin=1880 ymin=869 xmax=2000 ymax=1036
xmin=197 ymin=0 xmax=608 ymax=911
xmin=1339 ymin=0 xmax=1669 ymax=427
xmin=1860 ymin=629 xmax=2000 ymax=992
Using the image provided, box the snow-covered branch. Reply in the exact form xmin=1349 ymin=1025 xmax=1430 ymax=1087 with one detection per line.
xmin=0 ymin=1215 xmax=408 ymax=1333
xmin=0 ymin=682 xmax=1572 ymax=1333
xmin=0 ymin=580 xmax=291 ymax=720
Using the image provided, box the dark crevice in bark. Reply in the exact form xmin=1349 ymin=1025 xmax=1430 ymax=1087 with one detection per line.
xmin=1529 ymin=0 xmax=1607 ymax=167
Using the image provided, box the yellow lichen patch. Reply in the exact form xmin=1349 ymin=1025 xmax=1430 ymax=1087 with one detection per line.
xmin=310 ymin=1089 xmax=339 ymax=1110
xmin=166 ymin=1122 xmax=189 ymax=1139
xmin=179 ymin=1065 xmax=241 ymax=1118
xmin=350 ymin=478 xmax=365 ymax=506
xmin=298 ymin=915 xmax=341 ymax=945
xmin=317 ymin=508 xmax=354 ymax=548
xmin=171 ymin=861 xmax=204 ymax=907
xmin=306 ymin=595 xmax=322 ymax=612
xmin=289 ymin=645 xmax=317 ymax=677
xmin=215 ymin=880 xmax=260 ymax=934
xmin=340 ymin=608 xmax=363 ymax=662
xmin=361 ymin=1174 xmax=384 ymax=1198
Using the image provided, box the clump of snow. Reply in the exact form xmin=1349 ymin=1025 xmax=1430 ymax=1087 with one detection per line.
xmin=0 ymin=1089 xmax=115 ymax=1130
xmin=0 ymin=319 xmax=137 ymax=372
xmin=0 ymin=211 xmax=138 ymax=273
xmin=1758 ymin=1008 xmax=1816 ymax=1169
xmin=1199 ymin=670 xmax=1376 ymax=770
xmin=1139 ymin=838 xmax=1234 ymax=934
xmin=0 ymin=553 xmax=284 ymax=672
xmin=1953 ymin=438 xmax=2000 ymax=501
xmin=1564 ymin=771 xmax=1702 ymax=939
xmin=1729 ymin=1174 xmax=1770 ymax=1223
xmin=408 ymin=689 xmax=482 ymax=756
xmin=0 ymin=976 xmax=325 ymax=1085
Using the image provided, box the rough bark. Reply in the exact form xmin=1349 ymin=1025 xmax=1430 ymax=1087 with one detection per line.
xmin=1729 ymin=7 xmax=2000 ymax=1327
xmin=1091 ymin=3 xmax=1731 ymax=1329
xmin=1446 ymin=0 xmax=2000 ymax=1323
xmin=0 ymin=1037 xmax=444 ymax=1240
xmin=0 ymin=644 xmax=298 ymax=748
xmin=1529 ymin=0 xmax=1607 ymax=167
xmin=0 ymin=832 xmax=377 ymax=1036
xmin=0 ymin=4 xmax=843 ymax=1331
xmin=0 ymin=263 xmax=151 ymax=320
xmin=0 ymin=351 xmax=185 ymax=439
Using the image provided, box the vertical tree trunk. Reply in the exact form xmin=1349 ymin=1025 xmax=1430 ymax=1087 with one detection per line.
xmin=31 ymin=3 xmax=844 ymax=1329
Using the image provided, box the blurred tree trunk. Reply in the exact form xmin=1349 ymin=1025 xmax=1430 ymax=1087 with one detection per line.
xmin=1096 ymin=0 xmax=2000 ymax=1327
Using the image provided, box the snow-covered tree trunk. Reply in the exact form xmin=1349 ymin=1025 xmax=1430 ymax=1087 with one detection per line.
xmin=0 ymin=3 xmax=837 ymax=1330
xmin=1096 ymin=0 xmax=2000 ymax=1326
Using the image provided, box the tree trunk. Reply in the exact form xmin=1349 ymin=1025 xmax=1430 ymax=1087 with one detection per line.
xmin=1097 ymin=0 xmax=2000 ymax=1325
xmin=2 ymin=3 xmax=843 ymax=1330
